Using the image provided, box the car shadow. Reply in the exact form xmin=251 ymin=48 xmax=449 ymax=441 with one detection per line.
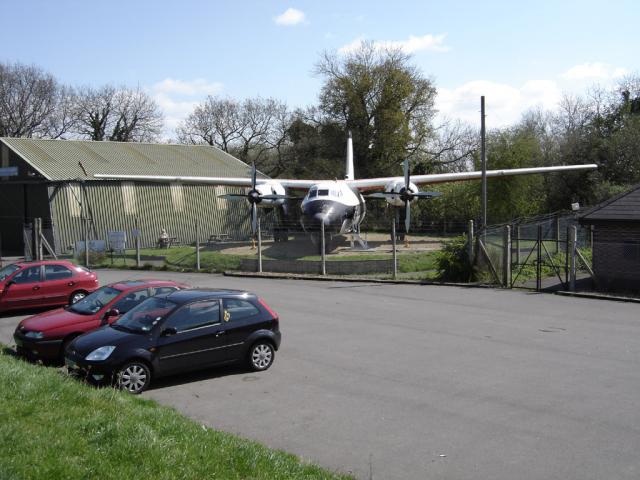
xmin=0 ymin=306 xmax=61 ymax=318
xmin=147 ymin=363 xmax=249 ymax=391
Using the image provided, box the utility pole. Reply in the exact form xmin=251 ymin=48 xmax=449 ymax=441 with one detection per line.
xmin=481 ymin=96 xmax=487 ymax=233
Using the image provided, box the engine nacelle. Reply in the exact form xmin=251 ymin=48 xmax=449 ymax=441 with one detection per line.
xmin=384 ymin=180 xmax=419 ymax=207
xmin=254 ymin=182 xmax=286 ymax=208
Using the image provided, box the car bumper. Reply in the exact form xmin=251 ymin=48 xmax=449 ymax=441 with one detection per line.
xmin=13 ymin=334 xmax=62 ymax=361
xmin=64 ymin=350 xmax=118 ymax=384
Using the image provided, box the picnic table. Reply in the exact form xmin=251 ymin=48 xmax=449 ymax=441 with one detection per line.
xmin=207 ymin=233 xmax=230 ymax=245
xmin=157 ymin=236 xmax=178 ymax=248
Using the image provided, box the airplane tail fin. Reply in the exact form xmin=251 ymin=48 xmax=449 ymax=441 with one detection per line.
xmin=345 ymin=131 xmax=354 ymax=180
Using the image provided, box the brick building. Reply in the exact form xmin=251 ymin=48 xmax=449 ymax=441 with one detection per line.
xmin=580 ymin=185 xmax=640 ymax=291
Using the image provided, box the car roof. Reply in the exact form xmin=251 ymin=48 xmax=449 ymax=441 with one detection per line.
xmin=14 ymin=259 xmax=76 ymax=267
xmin=108 ymin=279 xmax=186 ymax=291
xmin=165 ymin=288 xmax=255 ymax=305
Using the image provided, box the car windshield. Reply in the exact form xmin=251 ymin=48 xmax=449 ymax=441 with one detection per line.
xmin=69 ymin=286 xmax=122 ymax=315
xmin=113 ymin=297 xmax=177 ymax=333
xmin=0 ymin=264 xmax=20 ymax=281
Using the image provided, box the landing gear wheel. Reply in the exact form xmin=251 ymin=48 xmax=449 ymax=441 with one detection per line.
xmin=114 ymin=361 xmax=151 ymax=394
xmin=248 ymin=341 xmax=275 ymax=371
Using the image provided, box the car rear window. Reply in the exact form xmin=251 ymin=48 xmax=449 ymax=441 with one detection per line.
xmin=222 ymin=299 xmax=260 ymax=321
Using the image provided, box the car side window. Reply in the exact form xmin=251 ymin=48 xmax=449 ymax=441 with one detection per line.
xmin=12 ymin=266 xmax=41 ymax=284
xmin=165 ymin=300 xmax=220 ymax=332
xmin=222 ymin=299 xmax=260 ymax=322
xmin=44 ymin=264 xmax=73 ymax=281
xmin=153 ymin=286 xmax=178 ymax=296
xmin=112 ymin=289 xmax=151 ymax=314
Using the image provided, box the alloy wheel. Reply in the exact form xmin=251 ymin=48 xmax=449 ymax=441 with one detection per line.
xmin=116 ymin=363 xmax=150 ymax=394
xmin=250 ymin=343 xmax=273 ymax=371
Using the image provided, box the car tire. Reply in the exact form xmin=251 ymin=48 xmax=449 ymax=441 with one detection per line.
xmin=114 ymin=361 xmax=151 ymax=394
xmin=69 ymin=290 xmax=87 ymax=304
xmin=248 ymin=341 xmax=275 ymax=371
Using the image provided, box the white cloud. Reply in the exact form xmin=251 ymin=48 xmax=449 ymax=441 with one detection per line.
xmin=436 ymin=79 xmax=562 ymax=127
xmin=338 ymin=34 xmax=450 ymax=55
xmin=561 ymin=62 xmax=629 ymax=80
xmin=148 ymin=78 xmax=224 ymax=139
xmin=274 ymin=8 xmax=305 ymax=26
xmin=152 ymin=78 xmax=223 ymax=97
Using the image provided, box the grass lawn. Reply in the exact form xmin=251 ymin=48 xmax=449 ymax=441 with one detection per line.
xmin=0 ymin=350 xmax=351 ymax=480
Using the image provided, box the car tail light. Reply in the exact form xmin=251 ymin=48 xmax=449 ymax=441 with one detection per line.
xmin=258 ymin=297 xmax=279 ymax=322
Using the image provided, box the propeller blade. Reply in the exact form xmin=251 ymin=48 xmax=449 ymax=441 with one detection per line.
xmin=251 ymin=163 xmax=257 ymax=190
xmin=218 ymin=194 xmax=246 ymax=200
xmin=414 ymin=191 xmax=442 ymax=198
xmin=364 ymin=192 xmax=396 ymax=199
xmin=403 ymin=158 xmax=410 ymax=189
xmin=404 ymin=200 xmax=411 ymax=233
xmin=251 ymin=202 xmax=258 ymax=236
xmin=260 ymin=194 xmax=296 ymax=200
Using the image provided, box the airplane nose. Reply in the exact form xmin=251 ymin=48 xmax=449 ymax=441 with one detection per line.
xmin=313 ymin=213 xmax=330 ymax=226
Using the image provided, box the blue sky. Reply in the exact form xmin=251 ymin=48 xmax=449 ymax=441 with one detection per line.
xmin=3 ymin=0 xmax=638 ymax=135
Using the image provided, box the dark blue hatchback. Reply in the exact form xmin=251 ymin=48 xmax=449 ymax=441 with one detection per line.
xmin=65 ymin=289 xmax=281 ymax=393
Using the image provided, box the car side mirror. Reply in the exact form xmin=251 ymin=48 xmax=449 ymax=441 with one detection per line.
xmin=102 ymin=308 xmax=120 ymax=324
xmin=161 ymin=327 xmax=177 ymax=337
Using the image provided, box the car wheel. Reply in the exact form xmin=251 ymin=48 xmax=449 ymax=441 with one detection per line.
xmin=69 ymin=291 xmax=87 ymax=304
xmin=114 ymin=361 xmax=151 ymax=394
xmin=248 ymin=341 xmax=274 ymax=371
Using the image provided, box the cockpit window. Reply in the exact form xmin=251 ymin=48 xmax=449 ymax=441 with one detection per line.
xmin=318 ymin=189 xmax=329 ymax=196
xmin=309 ymin=189 xmax=317 ymax=198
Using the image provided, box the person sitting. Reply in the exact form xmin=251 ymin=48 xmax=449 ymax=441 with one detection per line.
xmin=158 ymin=228 xmax=170 ymax=248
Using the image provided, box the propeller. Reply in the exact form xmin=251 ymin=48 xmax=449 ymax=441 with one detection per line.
xmin=219 ymin=163 xmax=292 ymax=236
xmin=365 ymin=159 xmax=441 ymax=233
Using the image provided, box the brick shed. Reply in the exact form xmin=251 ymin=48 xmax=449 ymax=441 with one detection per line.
xmin=580 ymin=185 xmax=640 ymax=291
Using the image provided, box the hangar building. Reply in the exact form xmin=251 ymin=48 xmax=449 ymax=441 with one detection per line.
xmin=0 ymin=138 xmax=262 ymax=255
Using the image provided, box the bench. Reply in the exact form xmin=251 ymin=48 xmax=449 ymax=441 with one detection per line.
xmin=207 ymin=233 xmax=230 ymax=245
xmin=157 ymin=236 xmax=178 ymax=248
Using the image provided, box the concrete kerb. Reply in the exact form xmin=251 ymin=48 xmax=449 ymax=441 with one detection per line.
xmin=555 ymin=290 xmax=640 ymax=304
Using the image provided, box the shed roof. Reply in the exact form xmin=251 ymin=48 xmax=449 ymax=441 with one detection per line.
xmin=0 ymin=138 xmax=259 ymax=181
xmin=580 ymin=184 xmax=640 ymax=223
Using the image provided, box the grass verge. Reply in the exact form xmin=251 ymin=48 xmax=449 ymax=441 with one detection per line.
xmin=0 ymin=349 xmax=351 ymax=480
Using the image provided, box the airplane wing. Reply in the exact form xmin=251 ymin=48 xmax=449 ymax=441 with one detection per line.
xmin=92 ymin=174 xmax=318 ymax=189
xmin=346 ymin=164 xmax=598 ymax=191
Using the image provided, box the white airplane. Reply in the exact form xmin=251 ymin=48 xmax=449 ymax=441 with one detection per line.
xmin=95 ymin=134 xmax=597 ymax=249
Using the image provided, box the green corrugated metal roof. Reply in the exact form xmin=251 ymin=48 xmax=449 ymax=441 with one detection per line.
xmin=0 ymin=138 xmax=258 ymax=181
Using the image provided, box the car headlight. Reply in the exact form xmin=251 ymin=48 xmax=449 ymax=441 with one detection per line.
xmin=85 ymin=346 xmax=116 ymax=361
xmin=24 ymin=331 xmax=44 ymax=339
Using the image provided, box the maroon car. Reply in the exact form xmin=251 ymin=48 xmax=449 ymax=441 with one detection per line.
xmin=0 ymin=260 xmax=98 ymax=313
xmin=14 ymin=279 xmax=189 ymax=362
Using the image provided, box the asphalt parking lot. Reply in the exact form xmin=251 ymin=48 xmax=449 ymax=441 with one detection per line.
xmin=2 ymin=269 xmax=640 ymax=480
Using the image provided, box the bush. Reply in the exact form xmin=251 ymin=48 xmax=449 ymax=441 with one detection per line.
xmin=435 ymin=236 xmax=474 ymax=282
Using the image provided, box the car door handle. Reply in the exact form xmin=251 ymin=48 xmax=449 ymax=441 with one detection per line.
xmin=32 ymin=286 xmax=40 ymax=291
xmin=67 ymin=281 xmax=76 ymax=286
xmin=215 ymin=330 xmax=225 ymax=337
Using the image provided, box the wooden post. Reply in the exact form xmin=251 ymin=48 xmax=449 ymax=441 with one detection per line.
xmin=565 ymin=226 xmax=570 ymax=287
xmin=321 ymin=221 xmax=326 ymax=276
xmin=569 ymin=225 xmax=577 ymax=292
xmin=38 ymin=218 xmax=44 ymax=261
xmin=195 ymin=219 xmax=201 ymax=271
xmin=33 ymin=218 xmax=40 ymax=261
xmin=536 ymin=224 xmax=542 ymax=292
xmin=135 ymin=217 xmax=141 ymax=268
xmin=257 ymin=217 xmax=263 ymax=273
xmin=503 ymin=225 xmax=512 ymax=288
xmin=392 ymin=217 xmax=398 ymax=280
xmin=84 ymin=215 xmax=90 ymax=268
xmin=467 ymin=220 xmax=474 ymax=264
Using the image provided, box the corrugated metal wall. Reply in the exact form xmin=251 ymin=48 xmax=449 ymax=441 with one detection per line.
xmin=49 ymin=181 xmax=275 ymax=253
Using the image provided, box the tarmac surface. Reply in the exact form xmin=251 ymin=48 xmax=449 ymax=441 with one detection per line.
xmin=2 ymin=269 xmax=640 ymax=480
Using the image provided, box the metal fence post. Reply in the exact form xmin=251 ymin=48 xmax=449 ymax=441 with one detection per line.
xmin=555 ymin=214 xmax=561 ymax=254
xmin=195 ymin=219 xmax=201 ymax=271
xmin=569 ymin=225 xmax=577 ymax=291
xmin=257 ymin=218 xmax=263 ymax=273
xmin=503 ymin=225 xmax=512 ymax=288
xmin=84 ymin=215 xmax=90 ymax=268
xmin=135 ymin=217 xmax=141 ymax=268
xmin=392 ymin=217 xmax=398 ymax=280
xmin=467 ymin=220 xmax=474 ymax=263
xmin=321 ymin=221 xmax=326 ymax=276
xmin=515 ymin=224 xmax=520 ymax=266
xmin=536 ymin=224 xmax=542 ymax=292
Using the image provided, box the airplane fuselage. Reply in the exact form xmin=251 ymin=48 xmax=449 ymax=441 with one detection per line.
xmin=300 ymin=181 xmax=365 ymax=235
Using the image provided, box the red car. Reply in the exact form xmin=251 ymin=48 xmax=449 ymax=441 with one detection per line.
xmin=0 ymin=260 xmax=98 ymax=313
xmin=14 ymin=279 xmax=189 ymax=362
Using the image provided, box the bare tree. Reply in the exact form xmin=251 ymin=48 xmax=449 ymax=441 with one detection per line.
xmin=74 ymin=85 xmax=163 ymax=142
xmin=0 ymin=62 xmax=59 ymax=137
